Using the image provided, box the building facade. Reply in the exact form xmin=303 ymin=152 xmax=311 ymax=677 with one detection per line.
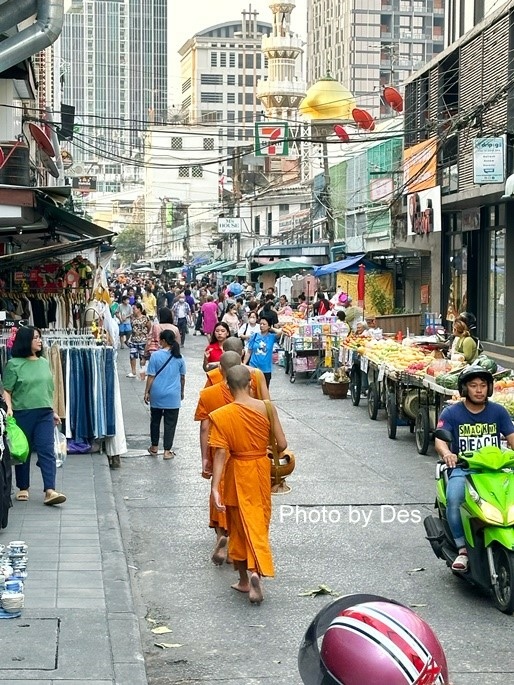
xmin=306 ymin=0 xmax=446 ymax=116
xmin=60 ymin=0 xmax=168 ymax=168
xmin=401 ymin=0 xmax=514 ymax=351
xmin=444 ymin=0 xmax=500 ymax=47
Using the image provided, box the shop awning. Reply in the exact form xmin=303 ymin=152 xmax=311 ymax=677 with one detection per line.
xmin=195 ymin=260 xmax=225 ymax=275
xmin=0 ymin=236 xmax=112 ymax=268
xmin=312 ymin=254 xmax=366 ymax=277
xmin=36 ymin=198 xmax=114 ymax=241
xmin=217 ymin=260 xmax=238 ymax=273
xmin=251 ymin=259 xmax=316 ymax=274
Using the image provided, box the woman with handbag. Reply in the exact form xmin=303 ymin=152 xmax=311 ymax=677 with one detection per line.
xmin=143 ymin=330 xmax=186 ymax=460
xmin=2 ymin=326 xmax=66 ymax=505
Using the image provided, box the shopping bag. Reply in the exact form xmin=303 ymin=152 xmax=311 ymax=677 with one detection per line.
xmin=5 ymin=417 xmax=29 ymax=463
xmin=54 ymin=427 xmax=67 ymax=468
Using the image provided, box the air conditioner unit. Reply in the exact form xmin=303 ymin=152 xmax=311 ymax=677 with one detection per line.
xmin=0 ymin=142 xmax=30 ymax=186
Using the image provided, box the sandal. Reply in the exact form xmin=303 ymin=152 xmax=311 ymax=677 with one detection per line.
xmin=147 ymin=447 xmax=158 ymax=456
xmin=452 ymin=552 xmax=468 ymax=572
xmin=163 ymin=451 xmax=176 ymax=460
xmin=15 ymin=490 xmax=29 ymax=501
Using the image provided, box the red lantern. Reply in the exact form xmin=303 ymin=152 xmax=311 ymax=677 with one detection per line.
xmin=383 ymin=87 xmax=403 ymax=113
xmin=333 ymin=124 xmax=349 ymax=142
xmin=351 ymin=108 xmax=375 ymax=131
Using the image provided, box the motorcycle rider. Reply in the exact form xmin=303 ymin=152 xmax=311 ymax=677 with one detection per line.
xmin=435 ymin=366 xmax=514 ymax=572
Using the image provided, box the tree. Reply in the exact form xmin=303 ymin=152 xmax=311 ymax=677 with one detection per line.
xmin=113 ymin=223 xmax=146 ymax=265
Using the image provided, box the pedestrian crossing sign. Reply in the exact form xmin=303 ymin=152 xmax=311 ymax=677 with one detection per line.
xmin=254 ymin=122 xmax=289 ymax=157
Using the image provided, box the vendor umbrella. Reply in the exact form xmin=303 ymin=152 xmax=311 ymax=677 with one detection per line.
xmin=357 ymin=263 xmax=366 ymax=310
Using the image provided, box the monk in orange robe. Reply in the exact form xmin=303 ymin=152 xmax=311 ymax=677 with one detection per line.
xmin=194 ymin=351 xmax=242 ymax=565
xmin=209 ymin=365 xmax=287 ymax=604
xmin=204 ymin=337 xmax=269 ymax=400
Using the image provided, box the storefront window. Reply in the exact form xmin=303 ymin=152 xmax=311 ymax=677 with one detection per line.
xmin=487 ymin=228 xmax=505 ymax=343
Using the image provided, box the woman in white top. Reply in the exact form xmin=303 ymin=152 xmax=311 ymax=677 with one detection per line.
xmin=237 ymin=311 xmax=259 ymax=346
xmin=221 ymin=302 xmax=240 ymax=336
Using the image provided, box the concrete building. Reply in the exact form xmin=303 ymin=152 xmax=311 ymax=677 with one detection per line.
xmin=60 ymin=0 xmax=168 ymax=168
xmin=143 ymin=126 xmax=222 ymax=262
xmin=401 ymin=0 xmax=514 ymax=352
xmin=306 ymin=0 xmax=446 ymax=117
xmin=445 ymin=0 xmax=502 ymax=47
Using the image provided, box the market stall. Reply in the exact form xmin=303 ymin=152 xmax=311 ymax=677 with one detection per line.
xmin=281 ymin=317 xmax=345 ymax=383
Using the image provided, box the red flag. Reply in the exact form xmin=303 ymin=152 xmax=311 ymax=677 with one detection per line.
xmin=357 ymin=263 xmax=365 ymax=309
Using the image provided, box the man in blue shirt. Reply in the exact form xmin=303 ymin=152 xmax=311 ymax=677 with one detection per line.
xmin=435 ymin=367 xmax=514 ymax=572
xmin=243 ymin=318 xmax=280 ymax=388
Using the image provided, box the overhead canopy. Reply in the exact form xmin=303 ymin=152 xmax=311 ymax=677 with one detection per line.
xmin=0 ymin=237 xmax=112 ymax=268
xmin=195 ymin=260 xmax=226 ymax=275
xmin=312 ymin=254 xmax=366 ymax=277
xmin=217 ymin=260 xmax=238 ymax=273
xmin=36 ymin=198 xmax=114 ymax=241
xmin=252 ymin=259 xmax=316 ymax=274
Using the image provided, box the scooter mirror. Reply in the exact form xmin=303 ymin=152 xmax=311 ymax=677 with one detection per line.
xmin=434 ymin=428 xmax=453 ymax=444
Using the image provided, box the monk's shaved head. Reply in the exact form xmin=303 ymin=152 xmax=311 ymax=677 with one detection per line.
xmin=226 ymin=365 xmax=251 ymax=392
xmin=222 ymin=337 xmax=244 ymax=354
xmin=220 ymin=351 xmax=242 ymax=373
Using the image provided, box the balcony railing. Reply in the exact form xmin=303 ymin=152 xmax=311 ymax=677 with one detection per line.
xmin=261 ymin=34 xmax=304 ymax=51
xmin=256 ymin=78 xmax=307 ymax=97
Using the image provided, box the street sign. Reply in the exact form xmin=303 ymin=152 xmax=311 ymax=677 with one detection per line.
xmin=473 ymin=136 xmax=505 ymax=184
xmin=218 ymin=217 xmax=242 ymax=234
xmin=72 ymin=175 xmax=97 ymax=191
xmin=254 ymin=121 xmax=289 ymax=157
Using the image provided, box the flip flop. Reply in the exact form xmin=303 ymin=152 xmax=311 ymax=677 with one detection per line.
xmin=44 ymin=492 xmax=66 ymax=506
xmin=15 ymin=490 xmax=29 ymax=501
xmin=147 ymin=447 xmax=158 ymax=456
xmin=163 ymin=451 xmax=176 ymax=460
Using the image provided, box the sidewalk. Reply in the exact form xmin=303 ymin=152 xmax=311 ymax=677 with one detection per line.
xmin=0 ymin=451 xmax=147 ymax=684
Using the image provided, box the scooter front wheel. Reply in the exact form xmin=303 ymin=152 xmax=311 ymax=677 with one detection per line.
xmin=493 ymin=546 xmax=514 ymax=614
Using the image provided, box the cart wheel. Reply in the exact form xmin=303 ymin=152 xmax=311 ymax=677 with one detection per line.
xmin=415 ymin=408 xmax=430 ymax=455
xmin=350 ymin=365 xmax=361 ymax=406
xmin=386 ymin=393 xmax=397 ymax=440
xmin=368 ymin=384 xmax=379 ymax=420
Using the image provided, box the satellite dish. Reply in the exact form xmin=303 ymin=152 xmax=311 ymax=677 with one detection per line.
xmin=333 ymin=124 xmax=350 ymax=142
xmin=29 ymin=123 xmax=56 ymax=157
xmin=39 ymin=149 xmax=59 ymax=178
xmin=352 ymin=108 xmax=375 ymax=131
xmin=383 ymin=87 xmax=404 ymax=113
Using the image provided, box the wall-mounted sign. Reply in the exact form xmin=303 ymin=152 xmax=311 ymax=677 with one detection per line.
xmin=218 ymin=217 xmax=242 ymax=234
xmin=403 ymin=138 xmax=437 ymax=194
xmin=72 ymin=176 xmax=97 ymax=191
xmin=473 ymin=136 xmax=505 ymax=184
xmin=407 ymin=185 xmax=442 ymax=236
xmin=254 ymin=122 xmax=289 ymax=157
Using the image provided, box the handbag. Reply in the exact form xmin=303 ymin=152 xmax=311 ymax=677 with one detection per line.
xmin=264 ymin=400 xmax=295 ymax=494
xmin=5 ymin=416 xmax=30 ymax=464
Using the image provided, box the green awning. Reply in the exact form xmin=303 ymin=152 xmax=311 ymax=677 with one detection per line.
xmin=195 ymin=260 xmax=226 ymax=275
xmin=251 ymin=259 xmax=316 ymax=274
xmin=216 ymin=260 xmax=238 ymax=273
xmin=223 ymin=267 xmax=247 ymax=278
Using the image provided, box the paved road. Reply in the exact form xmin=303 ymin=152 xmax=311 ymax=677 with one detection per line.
xmin=113 ymin=334 xmax=514 ymax=685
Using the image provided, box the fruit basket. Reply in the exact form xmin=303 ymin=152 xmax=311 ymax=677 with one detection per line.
xmin=324 ymin=381 xmax=349 ymax=399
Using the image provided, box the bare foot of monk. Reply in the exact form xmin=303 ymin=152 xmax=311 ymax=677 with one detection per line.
xmin=211 ymin=535 xmax=228 ymax=565
xmin=231 ymin=580 xmax=250 ymax=593
xmin=249 ymin=572 xmax=264 ymax=604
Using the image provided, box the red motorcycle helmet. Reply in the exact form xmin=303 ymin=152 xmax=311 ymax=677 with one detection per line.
xmin=299 ymin=594 xmax=449 ymax=685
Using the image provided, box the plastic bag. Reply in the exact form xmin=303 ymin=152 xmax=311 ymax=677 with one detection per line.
xmin=54 ymin=427 xmax=67 ymax=468
xmin=5 ymin=416 xmax=29 ymax=463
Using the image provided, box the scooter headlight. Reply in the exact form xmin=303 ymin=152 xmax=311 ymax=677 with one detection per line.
xmin=467 ymin=483 xmax=481 ymax=504
xmin=467 ymin=483 xmax=503 ymax=524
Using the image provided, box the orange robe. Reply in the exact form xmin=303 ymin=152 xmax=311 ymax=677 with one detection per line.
xmin=194 ymin=383 xmax=234 ymax=531
xmin=208 ymin=403 xmax=273 ymax=577
xmin=204 ymin=366 xmax=265 ymax=399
